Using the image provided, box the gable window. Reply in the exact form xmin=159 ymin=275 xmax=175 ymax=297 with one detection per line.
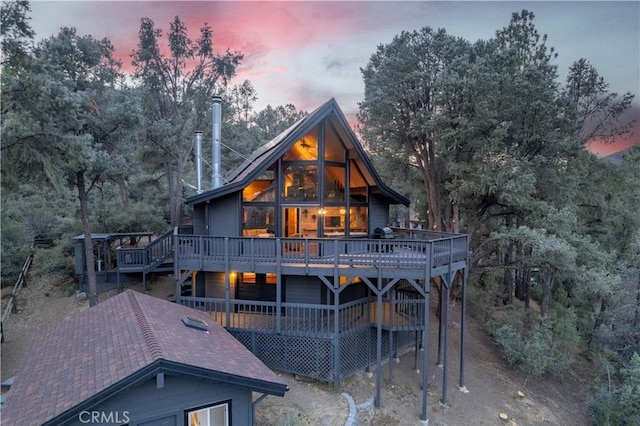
xmin=187 ymin=401 xmax=230 ymax=426
xmin=283 ymin=165 xmax=318 ymax=201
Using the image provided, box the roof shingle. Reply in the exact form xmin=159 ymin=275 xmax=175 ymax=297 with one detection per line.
xmin=2 ymin=290 xmax=287 ymax=425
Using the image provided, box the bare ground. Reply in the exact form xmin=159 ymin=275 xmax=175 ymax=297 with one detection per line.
xmin=1 ymin=273 xmax=593 ymax=425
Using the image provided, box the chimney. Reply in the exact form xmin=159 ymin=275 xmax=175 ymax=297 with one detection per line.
xmin=211 ymin=95 xmax=224 ymax=189
xmin=194 ymin=132 xmax=203 ymax=194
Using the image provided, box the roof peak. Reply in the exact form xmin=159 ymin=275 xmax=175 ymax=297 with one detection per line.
xmin=127 ymin=290 xmax=164 ymax=360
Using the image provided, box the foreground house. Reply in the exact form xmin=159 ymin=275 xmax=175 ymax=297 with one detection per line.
xmin=75 ymin=98 xmax=469 ymax=421
xmin=166 ymin=98 xmax=470 ymax=420
xmin=1 ymin=290 xmax=288 ymax=426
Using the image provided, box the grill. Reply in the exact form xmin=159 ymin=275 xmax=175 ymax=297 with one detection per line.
xmin=373 ymin=227 xmax=396 ymax=239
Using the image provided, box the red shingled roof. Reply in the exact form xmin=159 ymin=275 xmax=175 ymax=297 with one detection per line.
xmin=2 ymin=290 xmax=288 ymax=425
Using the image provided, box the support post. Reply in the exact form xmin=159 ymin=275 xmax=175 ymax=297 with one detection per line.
xmin=375 ymin=277 xmax=383 ymax=408
xmin=388 ymin=288 xmax=394 ymax=382
xmin=459 ymin=266 xmax=469 ymax=392
xmin=224 ymin=237 xmax=230 ymax=327
xmin=442 ymin=282 xmax=450 ymax=405
xmin=276 ymin=239 xmax=282 ymax=333
xmin=333 ymin=279 xmax=340 ymax=391
xmin=421 ymin=282 xmax=430 ymax=421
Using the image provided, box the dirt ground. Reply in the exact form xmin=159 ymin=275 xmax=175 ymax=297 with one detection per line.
xmin=1 ymin=273 xmax=593 ymax=426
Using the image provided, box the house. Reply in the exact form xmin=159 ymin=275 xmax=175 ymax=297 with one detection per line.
xmin=160 ymin=97 xmax=470 ymax=421
xmin=1 ymin=290 xmax=288 ymax=426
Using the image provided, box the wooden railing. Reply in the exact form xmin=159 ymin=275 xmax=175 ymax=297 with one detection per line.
xmin=180 ymin=295 xmax=425 ymax=337
xmin=116 ymin=229 xmax=174 ymax=273
xmin=1 ymin=245 xmax=34 ymax=343
xmin=175 ymin=234 xmax=468 ymax=271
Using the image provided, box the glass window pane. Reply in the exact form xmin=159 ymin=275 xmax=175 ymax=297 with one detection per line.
xmin=324 ymin=122 xmax=346 ymax=163
xmin=283 ymin=165 xmax=318 ymax=202
xmin=349 ymin=161 xmax=367 ymax=203
xmin=283 ymin=127 xmax=318 ymax=161
xmin=189 ymin=410 xmax=208 ymax=426
xmin=324 ymin=166 xmax=345 ymax=202
xmin=243 ymin=171 xmax=275 ymax=202
xmin=351 ymin=207 xmax=368 ymax=235
xmin=242 ymin=206 xmax=275 ymax=235
xmin=209 ymin=404 xmax=228 ymax=426
xmin=188 ymin=402 xmax=229 ymax=426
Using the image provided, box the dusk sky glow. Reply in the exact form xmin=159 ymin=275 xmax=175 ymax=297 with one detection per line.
xmin=28 ymin=1 xmax=640 ymax=155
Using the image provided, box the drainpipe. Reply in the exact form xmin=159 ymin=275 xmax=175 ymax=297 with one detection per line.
xmin=195 ymin=132 xmax=203 ymax=194
xmin=211 ymin=95 xmax=224 ymax=190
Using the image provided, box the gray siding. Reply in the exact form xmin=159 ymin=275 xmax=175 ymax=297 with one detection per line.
xmin=193 ymin=204 xmax=207 ymax=235
xmin=285 ymin=276 xmax=321 ymax=304
xmin=66 ymin=374 xmax=253 ymax=426
xmin=205 ymin=271 xmax=234 ymax=299
xmin=369 ymin=194 xmax=390 ymax=231
xmin=74 ymin=241 xmax=83 ymax=274
xmin=208 ymin=193 xmax=241 ymax=237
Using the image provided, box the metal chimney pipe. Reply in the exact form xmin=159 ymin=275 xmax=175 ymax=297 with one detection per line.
xmin=195 ymin=132 xmax=203 ymax=194
xmin=211 ymin=95 xmax=224 ymax=189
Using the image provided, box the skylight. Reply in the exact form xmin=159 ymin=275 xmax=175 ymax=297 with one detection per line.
xmin=182 ymin=315 xmax=209 ymax=331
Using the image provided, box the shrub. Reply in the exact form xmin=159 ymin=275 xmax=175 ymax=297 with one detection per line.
xmin=487 ymin=319 xmax=552 ymax=375
xmin=0 ymin=211 xmax=33 ymax=288
xmin=485 ymin=304 xmax=581 ymax=377
xmin=30 ymin=231 xmax=76 ymax=278
xmin=590 ymin=353 xmax=640 ymax=425
xmin=279 ymin=411 xmax=305 ymax=426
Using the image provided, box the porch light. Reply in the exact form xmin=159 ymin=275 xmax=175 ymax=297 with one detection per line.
xmin=318 ymin=208 xmax=328 ymax=215
xmin=339 ymin=208 xmax=346 ymax=215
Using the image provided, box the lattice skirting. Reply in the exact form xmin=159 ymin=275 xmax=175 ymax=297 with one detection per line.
xmin=230 ymin=328 xmax=418 ymax=383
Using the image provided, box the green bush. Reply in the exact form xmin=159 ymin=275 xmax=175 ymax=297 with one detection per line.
xmin=279 ymin=411 xmax=305 ymax=426
xmin=590 ymin=353 xmax=640 ymax=425
xmin=487 ymin=320 xmax=553 ymax=375
xmin=485 ymin=304 xmax=582 ymax=377
xmin=30 ymin=232 xmax=76 ymax=278
xmin=0 ymin=211 xmax=33 ymax=288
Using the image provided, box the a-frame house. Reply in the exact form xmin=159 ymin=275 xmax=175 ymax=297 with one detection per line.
xmin=117 ymin=98 xmax=468 ymax=421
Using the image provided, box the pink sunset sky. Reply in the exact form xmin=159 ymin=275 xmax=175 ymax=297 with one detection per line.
xmin=28 ymin=1 xmax=639 ymax=156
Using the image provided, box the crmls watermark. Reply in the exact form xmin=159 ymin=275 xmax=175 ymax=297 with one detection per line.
xmin=78 ymin=411 xmax=130 ymax=424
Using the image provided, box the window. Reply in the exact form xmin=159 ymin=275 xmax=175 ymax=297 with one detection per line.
xmin=187 ymin=401 xmax=230 ymax=426
xmin=283 ymin=165 xmax=318 ymax=201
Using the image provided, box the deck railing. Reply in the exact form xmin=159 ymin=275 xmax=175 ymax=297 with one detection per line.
xmin=116 ymin=229 xmax=174 ymax=272
xmin=180 ymin=295 xmax=424 ymax=337
xmin=176 ymin=234 xmax=467 ymax=271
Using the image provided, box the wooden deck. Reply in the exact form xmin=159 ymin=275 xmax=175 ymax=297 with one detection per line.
xmin=181 ymin=297 xmax=425 ymax=339
xmin=175 ymin=234 xmax=468 ymax=280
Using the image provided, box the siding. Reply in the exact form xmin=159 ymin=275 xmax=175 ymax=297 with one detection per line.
xmin=208 ymin=193 xmax=241 ymax=237
xmin=369 ymin=194 xmax=390 ymax=231
xmin=193 ymin=204 xmax=207 ymax=235
xmin=285 ymin=276 xmax=321 ymax=304
xmin=65 ymin=374 xmax=252 ymax=426
xmin=205 ymin=271 xmax=229 ymax=299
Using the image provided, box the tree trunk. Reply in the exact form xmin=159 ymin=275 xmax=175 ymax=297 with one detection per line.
xmin=540 ymin=270 xmax=554 ymax=317
xmin=451 ymin=201 xmax=459 ymax=234
xmin=77 ymin=171 xmax=98 ymax=307
xmin=116 ymin=177 xmax=129 ymax=211
xmin=635 ymin=276 xmax=640 ymax=328
xmin=165 ymin=159 xmax=179 ymax=228
xmin=502 ymin=251 xmax=514 ymax=305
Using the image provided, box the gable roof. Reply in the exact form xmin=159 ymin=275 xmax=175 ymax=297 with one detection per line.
xmin=1 ymin=290 xmax=288 ymax=426
xmin=186 ymin=98 xmax=409 ymax=206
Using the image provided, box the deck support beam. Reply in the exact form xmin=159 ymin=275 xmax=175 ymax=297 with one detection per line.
xmin=333 ymin=276 xmax=340 ymax=391
xmin=421 ymin=240 xmax=433 ymax=422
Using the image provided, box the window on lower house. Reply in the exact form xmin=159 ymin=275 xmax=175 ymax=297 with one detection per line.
xmin=187 ymin=401 xmax=230 ymax=426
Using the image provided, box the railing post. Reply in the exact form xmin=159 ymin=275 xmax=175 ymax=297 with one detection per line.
xmin=173 ymin=227 xmax=180 ymax=302
xmin=276 ymin=239 xmax=282 ymax=334
xmin=333 ymin=278 xmax=340 ymax=392
xmin=225 ymin=237 xmax=230 ymax=328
